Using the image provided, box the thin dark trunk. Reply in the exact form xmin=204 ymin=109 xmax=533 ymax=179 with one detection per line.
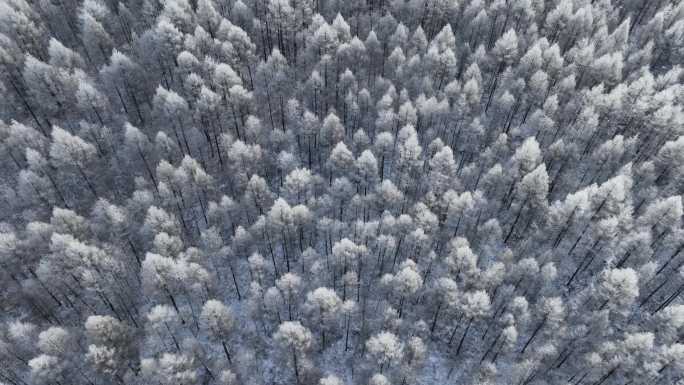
xmin=430 ymin=301 xmax=442 ymax=335
xmin=520 ymin=316 xmax=546 ymax=355
xmin=227 ymin=260 xmax=242 ymax=300
xmin=455 ymin=317 xmax=473 ymax=356
xmin=76 ymin=164 xmax=98 ymax=197
xmin=292 ymin=348 xmax=299 ymax=385
xmin=222 ymin=340 xmax=232 ymax=364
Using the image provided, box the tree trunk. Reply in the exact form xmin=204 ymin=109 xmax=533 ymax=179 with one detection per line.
xmin=520 ymin=316 xmax=546 ymax=355
xmin=430 ymin=301 xmax=442 ymax=336
xmin=292 ymin=349 xmax=300 ymax=385
xmin=455 ymin=317 xmax=473 ymax=356
xmin=222 ymin=340 xmax=232 ymax=364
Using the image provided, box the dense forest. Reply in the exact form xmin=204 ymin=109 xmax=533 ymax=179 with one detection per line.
xmin=0 ymin=0 xmax=683 ymax=384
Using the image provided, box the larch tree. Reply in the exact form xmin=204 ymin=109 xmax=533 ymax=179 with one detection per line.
xmin=303 ymin=287 xmax=342 ymax=349
xmin=0 ymin=1 xmax=683 ymax=384
xmin=49 ymin=126 xmax=99 ymax=197
xmin=366 ymin=331 xmax=404 ymax=374
xmin=199 ymin=299 xmax=235 ymax=363
xmin=273 ymin=321 xmax=313 ymax=385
